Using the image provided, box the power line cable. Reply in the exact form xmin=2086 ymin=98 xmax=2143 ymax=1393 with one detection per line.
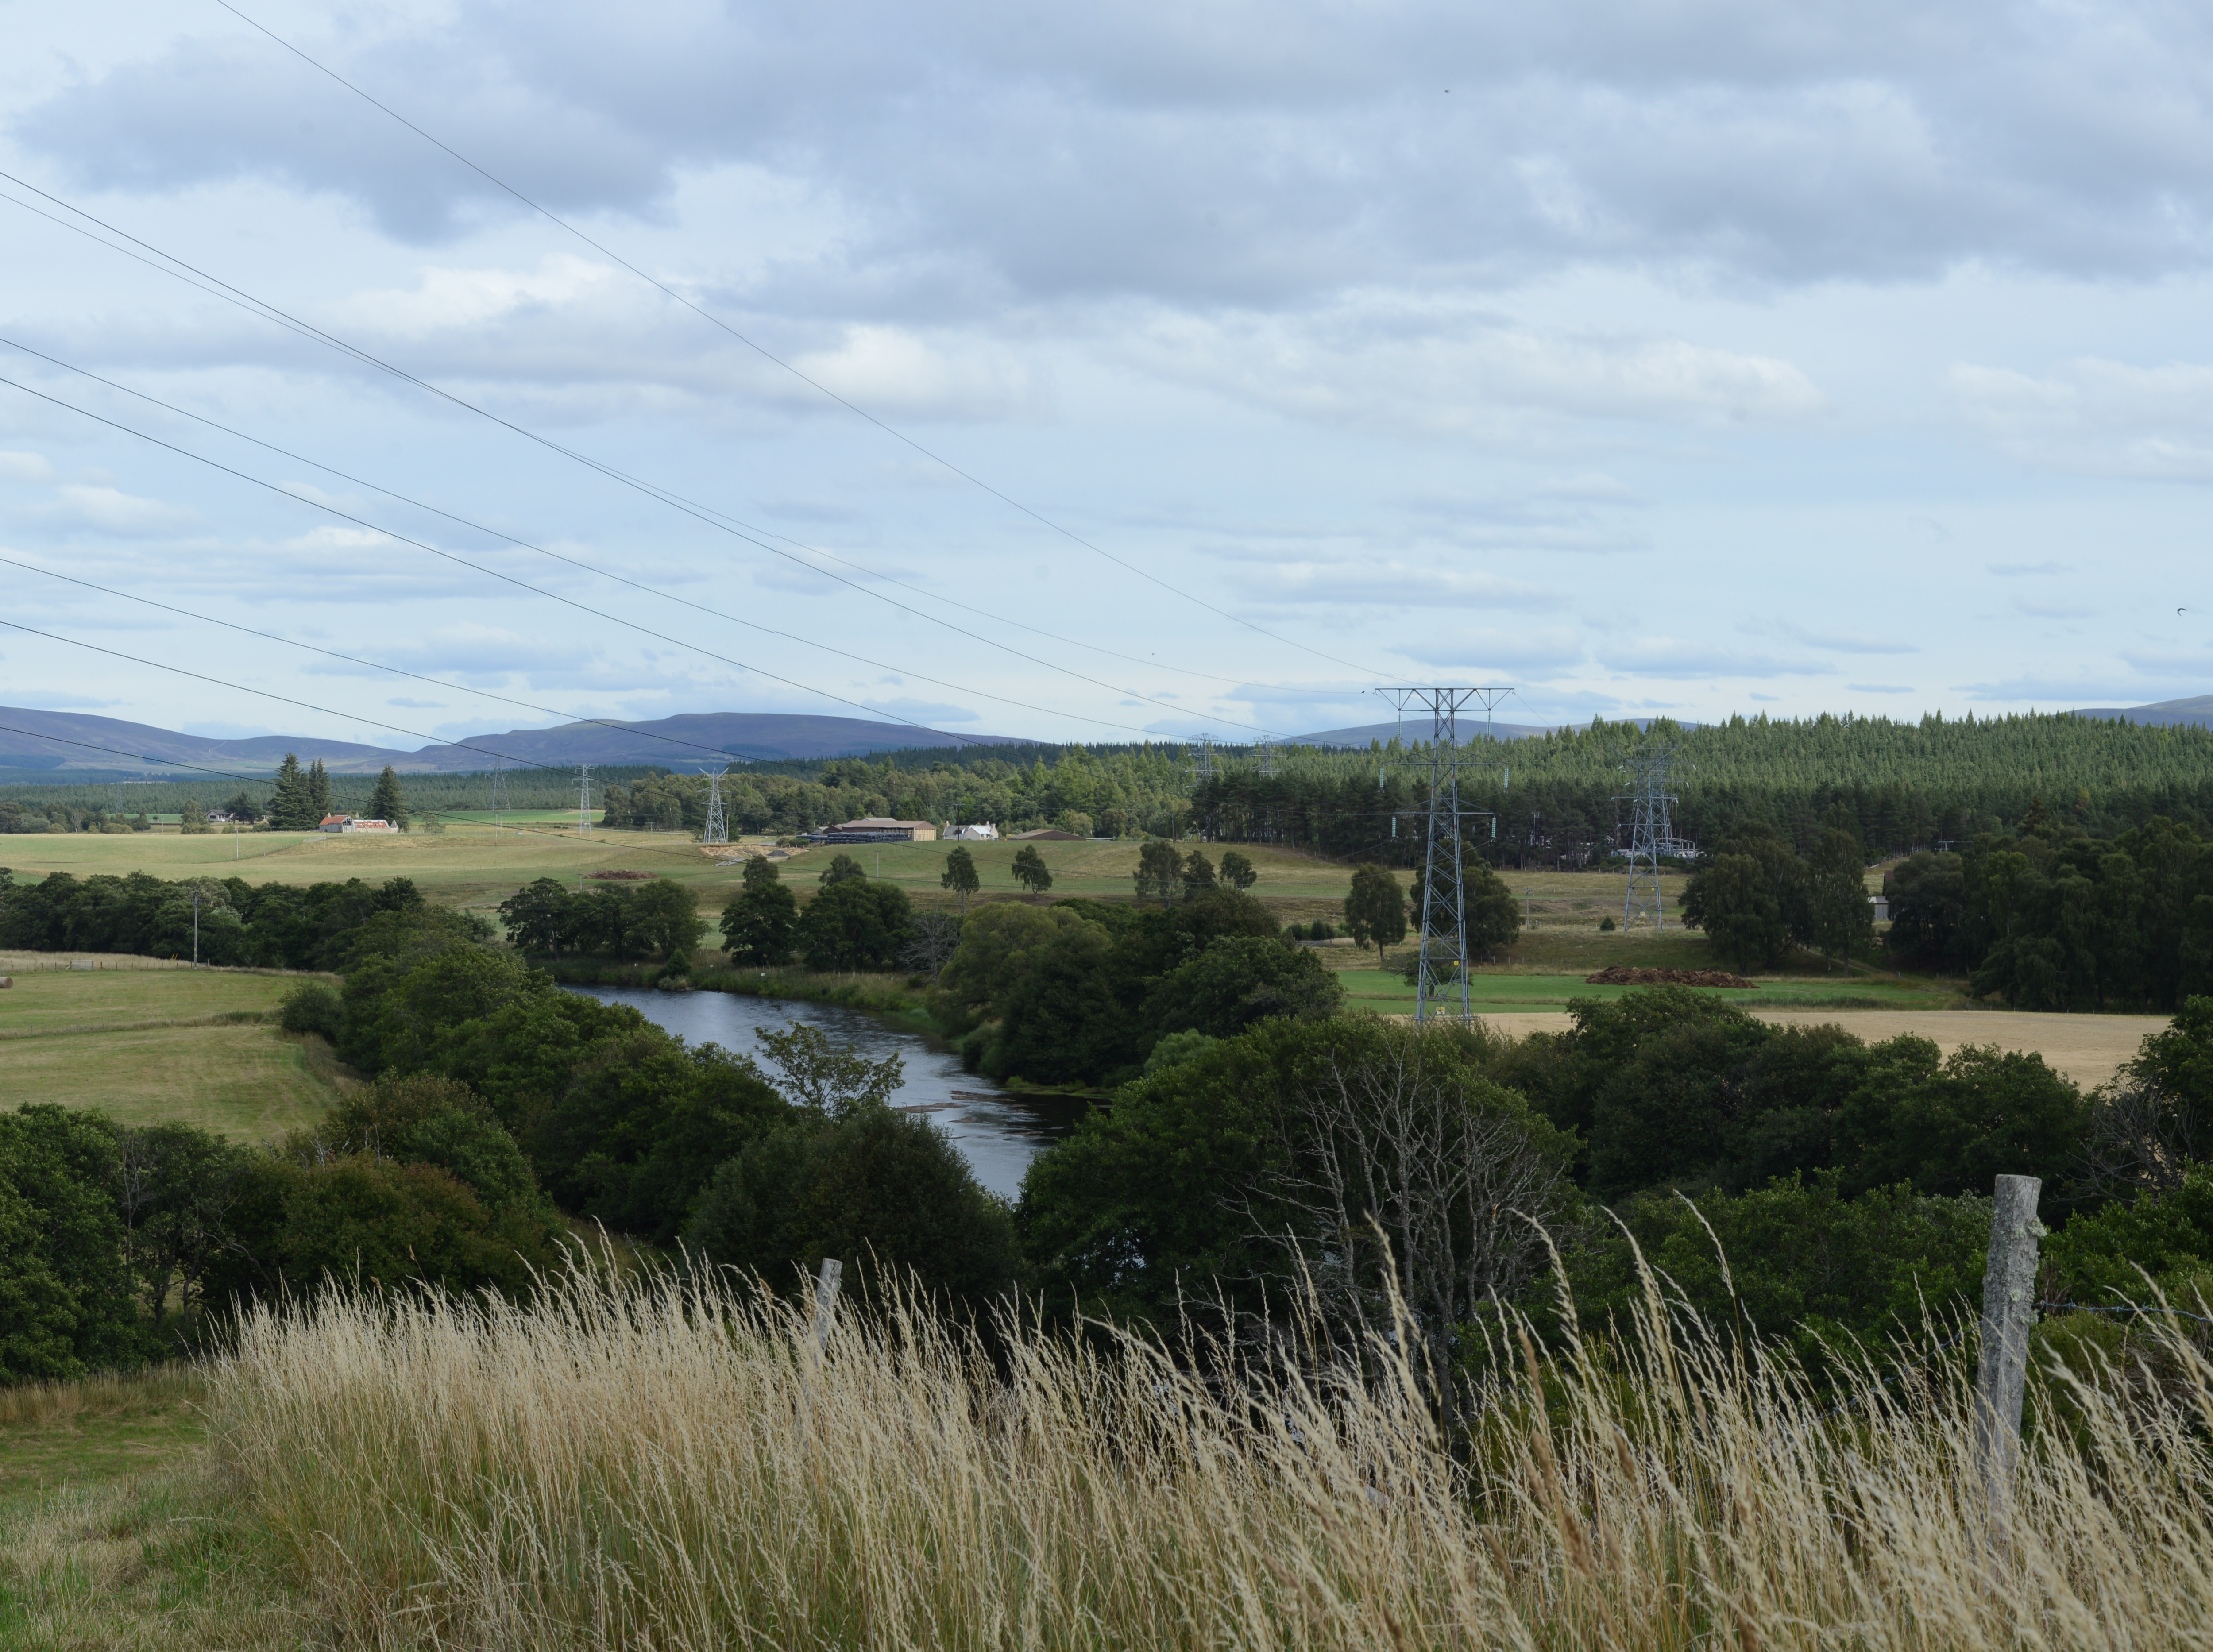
xmin=209 ymin=0 xmax=1412 ymax=686
xmin=0 ymin=550 xmax=814 ymax=772
xmin=0 ymin=372 xmax=1187 ymax=743
xmin=0 ymin=330 xmax=1293 ymax=737
xmin=0 ymin=722 xmax=278 ymax=787
xmin=0 ymin=614 xmax=605 ymax=777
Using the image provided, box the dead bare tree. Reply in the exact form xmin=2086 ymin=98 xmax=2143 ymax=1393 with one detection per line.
xmin=898 ymin=911 xmax=965 ymax=979
xmin=1261 ymin=1024 xmax=1571 ymax=1433
xmin=2077 ymin=1077 xmax=2208 ymax=1201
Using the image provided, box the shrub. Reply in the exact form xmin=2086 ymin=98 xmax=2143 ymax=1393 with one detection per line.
xmin=690 ymin=1106 xmax=1018 ymax=1311
xmin=277 ymin=980 xmax=344 ymax=1040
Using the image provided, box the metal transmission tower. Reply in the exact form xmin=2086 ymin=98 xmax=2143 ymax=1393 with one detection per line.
xmin=487 ymin=760 xmax=509 ymax=836
xmin=1384 ymin=687 xmax=1515 ymax=1023
xmin=1614 ymin=746 xmax=1692 ymax=931
xmin=1188 ymin=734 xmax=1217 ymax=840
xmin=702 ymin=765 xmax=730 ymax=846
xmin=576 ymin=764 xmax=594 ymax=837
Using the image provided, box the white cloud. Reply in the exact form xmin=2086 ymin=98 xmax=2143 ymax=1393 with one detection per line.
xmin=36 ymin=484 xmax=197 ymax=536
xmin=1847 ymin=682 xmax=1915 ymax=694
xmin=1603 ymin=640 xmax=1839 ymax=678
xmin=1402 ymin=627 xmax=1587 ymax=672
xmin=0 ymin=452 xmax=57 ymax=483
xmin=1950 ymin=358 xmax=2213 ymax=479
xmin=1251 ymin=562 xmax=1564 ymax=610
xmin=1130 ymin=305 xmax=1824 ymax=436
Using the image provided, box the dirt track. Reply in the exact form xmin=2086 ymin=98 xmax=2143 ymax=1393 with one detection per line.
xmin=1471 ymin=1008 xmax=2169 ymax=1091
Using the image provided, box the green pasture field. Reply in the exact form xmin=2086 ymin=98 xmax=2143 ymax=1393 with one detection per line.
xmin=0 ymin=825 xmax=1460 ymax=919
xmin=0 ymin=966 xmax=344 ymax=1140
xmin=1331 ymin=967 xmax=1956 ymax=1015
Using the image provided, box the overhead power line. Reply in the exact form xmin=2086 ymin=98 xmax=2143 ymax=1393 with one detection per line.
xmin=210 ymin=0 xmax=1410 ymax=687
xmin=0 ymin=615 xmax=604 ymax=778
xmin=0 ymin=552 xmax=823 ymax=773
xmin=0 ymin=333 xmax=1291 ymax=739
xmin=0 ymin=196 xmax=1296 ymax=737
xmin=0 ymin=722 xmax=279 ymax=787
xmin=0 ymin=372 xmax=1199 ymax=745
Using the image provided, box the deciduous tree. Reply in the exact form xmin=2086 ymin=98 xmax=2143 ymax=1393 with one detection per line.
xmin=1012 ymin=844 xmax=1053 ymax=899
xmin=940 ymin=845 xmax=980 ymax=912
xmin=1343 ymin=862 xmax=1407 ymax=963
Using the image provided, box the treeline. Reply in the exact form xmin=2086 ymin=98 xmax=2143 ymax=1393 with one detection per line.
xmin=1022 ymin=986 xmax=2213 ymax=1388
xmin=0 ymin=868 xmax=483 ymax=968
xmin=1190 ymin=712 xmax=2213 ymax=862
xmin=0 ymin=921 xmax=1013 ymax=1382
xmin=1879 ymin=814 xmax=2213 ymax=1011
xmin=599 ymin=744 xmax=1198 ymax=840
xmin=0 ymin=764 xmax=676 ymax=826
xmin=11 ymin=871 xmax=2213 ymax=1407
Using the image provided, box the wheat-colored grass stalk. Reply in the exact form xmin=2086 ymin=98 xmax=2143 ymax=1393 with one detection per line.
xmin=204 ymin=1251 xmax=2213 ymax=1650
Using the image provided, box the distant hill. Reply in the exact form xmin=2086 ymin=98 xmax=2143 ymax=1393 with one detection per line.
xmin=2070 ymin=695 xmax=2213 ymax=731
xmin=0 ymin=707 xmax=1011 ymax=776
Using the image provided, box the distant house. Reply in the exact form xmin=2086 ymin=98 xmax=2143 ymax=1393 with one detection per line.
xmin=1008 ymin=828 xmax=1084 ymax=842
xmin=319 ymin=815 xmax=398 ymax=834
xmin=812 ymin=816 xmax=938 ymax=845
xmin=1869 ymin=894 xmax=1890 ymax=922
xmin=944 ymin=822 xmax=1000 ymax=841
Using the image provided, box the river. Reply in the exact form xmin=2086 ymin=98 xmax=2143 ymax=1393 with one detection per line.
xmin=559 ymin=985 xmax=1085 ymax=1199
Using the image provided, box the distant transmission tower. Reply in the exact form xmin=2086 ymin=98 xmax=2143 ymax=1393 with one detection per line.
xmin=1189 ymin=734 xmax=1217 ymax=839
xmin=1385 ymin=687 xmax=1514 ymax=1023
xmin=576 ymin=764 xmax=594 ymax=837
xmin=703 ymin=765 xmax=729 ymax=846
xmin=1615 ymin=746 xmax=1692 ymax=931
xmin=1259 ymin=740 xmax=1275 ymax=779
xmin=487 ymin=760 xmax=509 ymax=836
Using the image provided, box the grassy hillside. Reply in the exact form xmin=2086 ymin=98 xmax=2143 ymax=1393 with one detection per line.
xmin=0 ymin=967 xmax=345 ymax=1139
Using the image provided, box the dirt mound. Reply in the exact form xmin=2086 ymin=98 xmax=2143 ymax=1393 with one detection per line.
xmin=1583 ymin=965 xmax=1757 ymax=990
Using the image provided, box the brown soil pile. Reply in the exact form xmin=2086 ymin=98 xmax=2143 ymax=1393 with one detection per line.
xmin=1583 ymin=965 xmax=1757 ymax=989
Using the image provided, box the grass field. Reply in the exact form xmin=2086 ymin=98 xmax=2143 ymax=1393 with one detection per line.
xmin=0 ymin=966 xmax=345 ymax=1139
xmin=1330 ymin=966 xmax=1957 ymax=1015
xmin=0 ymin=822 xmax=1693 ymax=926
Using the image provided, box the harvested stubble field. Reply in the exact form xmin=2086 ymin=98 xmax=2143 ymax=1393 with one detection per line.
xmin=9 ymin=1264 xmax=2213 ymax=1648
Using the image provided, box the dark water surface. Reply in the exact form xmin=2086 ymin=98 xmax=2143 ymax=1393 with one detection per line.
xmin=560 ymin=985 xmax=1085 ymax=1199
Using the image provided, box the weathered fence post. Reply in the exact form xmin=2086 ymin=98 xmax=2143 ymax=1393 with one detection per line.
xmin=812 ymin=1256 xmax=844 ymax=1354
xmin=1975 ymin=1174 xmax=2043 ymax=1545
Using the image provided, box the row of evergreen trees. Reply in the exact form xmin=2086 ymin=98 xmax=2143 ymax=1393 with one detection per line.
xmin=265 ymin=755 xmax=410 ymax=831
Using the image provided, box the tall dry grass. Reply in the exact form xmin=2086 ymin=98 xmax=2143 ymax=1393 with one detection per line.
xmin=205 ymin=1257 xmax=2213 ymax=1650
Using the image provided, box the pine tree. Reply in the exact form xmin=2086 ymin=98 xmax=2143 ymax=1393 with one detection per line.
xmin=367 ymin=765 xmax=410 ymax=830
xmin=307 ymin=760 xmax=332 ymax=825
xmin=269 ymin=753 xmax=308 ymax=830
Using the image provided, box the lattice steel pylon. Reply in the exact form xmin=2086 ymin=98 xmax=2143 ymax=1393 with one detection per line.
xmin=487 ymin=760 xmax=509 ymax=836
xmin=1614 ymin=745 xmax=1692 ymax=931
xmin=703 ymin=765 xmax=729 ymax=846
xmin=576 ymin=764 xmax=594 ymax=837
xmin=1385 ymin=687 xmax=1514 ymax=1023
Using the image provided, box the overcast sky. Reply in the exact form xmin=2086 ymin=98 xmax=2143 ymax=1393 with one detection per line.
xmin=2 ymin=0 xmax=2209 ymax=751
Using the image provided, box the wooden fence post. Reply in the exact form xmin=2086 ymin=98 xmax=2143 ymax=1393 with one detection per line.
xmin=1975 ymin=1174 xmax=2043 ymax=1542
xmin=812 ymin=1257 xmax=844 ymax=1353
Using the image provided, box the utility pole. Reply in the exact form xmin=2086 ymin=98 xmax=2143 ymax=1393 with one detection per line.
xmin=703 ymin=766 xmax=729 ymax=847
xmin=488 ymin=760 xmax=509 ymax=837
xmin=576 ymin=764 xmax=594 ymax=837
xmin=192 ymin=885 xmax=201 ymax=968
xmin=1383 ymin=687 xmax=1514 ymax=1023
